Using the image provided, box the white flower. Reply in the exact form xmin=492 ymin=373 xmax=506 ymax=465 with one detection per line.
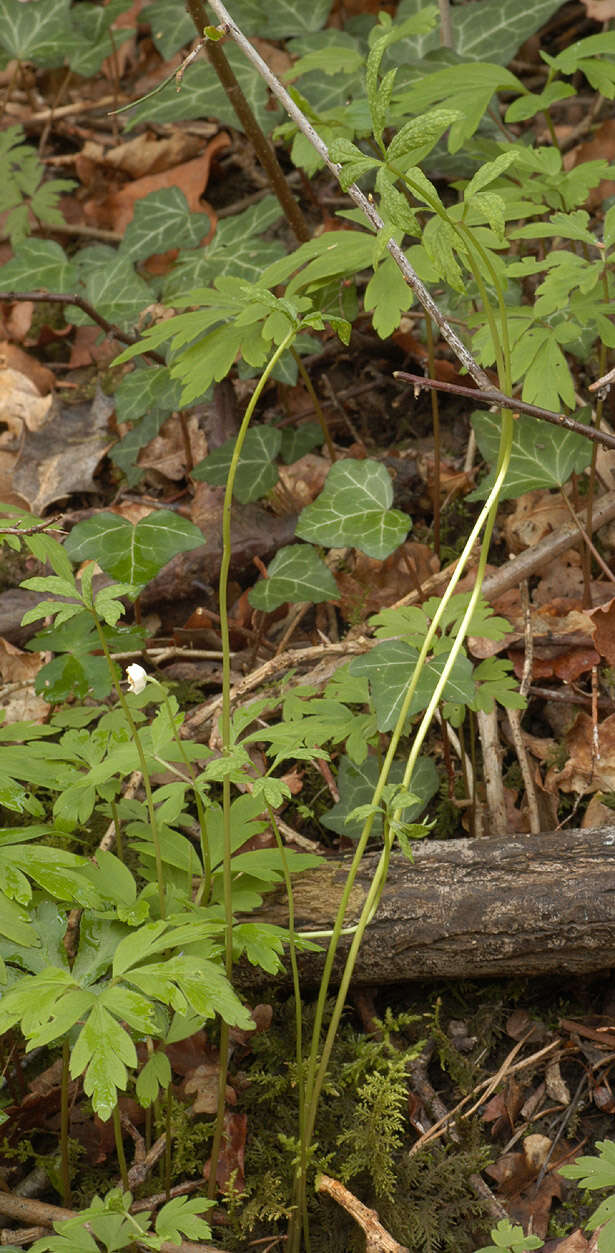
xmin=126 ymin=663 xmax=148 ymax=694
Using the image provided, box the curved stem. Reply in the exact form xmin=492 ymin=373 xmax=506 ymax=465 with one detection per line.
xmin=207 ymin=324 xmax=298 ymax=1200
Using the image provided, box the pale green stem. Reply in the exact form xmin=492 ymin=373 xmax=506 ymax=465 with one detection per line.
xmin=60 ymin=1037 xmax=71 ymax=1208
xmin=112 ymin=1103 xmax=129 ymax=1192
xmin=207 ymin=324 xmax=298 ymax=1201
xmin=300 ymin=418 xmax=513 ymax=1164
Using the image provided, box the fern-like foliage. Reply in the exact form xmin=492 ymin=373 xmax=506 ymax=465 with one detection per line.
xmin=337 ymin=1050 xmax=409 ymax=1199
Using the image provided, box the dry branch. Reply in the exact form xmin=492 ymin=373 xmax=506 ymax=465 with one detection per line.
xmin=240 ymin=826 xmax=615 ymax=986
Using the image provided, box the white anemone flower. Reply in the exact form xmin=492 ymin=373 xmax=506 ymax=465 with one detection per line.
xmin=126 ymin=663 xmax=148 ymax=694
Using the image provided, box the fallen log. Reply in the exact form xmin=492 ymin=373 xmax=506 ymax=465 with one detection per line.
xmin=241 ymin=827 xmax=615 ymax=985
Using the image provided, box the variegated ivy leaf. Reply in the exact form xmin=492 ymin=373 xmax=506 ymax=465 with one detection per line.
xmin=249 ymin=545 xmax=338 ymax=612
xmin=0 ymin=238 xmax=77 ymax=292
xmin=350 ymin=639 xmax=476 ymax=731
xmin=469 ymin=407 xmax=591 ymax=501
xmin=322 ymin=753 xmax=439 ymax=839
xmin=119 ymin=187 xmax=210 ymax=263
xmin=192 ymin=427 xmax=281 ymax=504
xmin=296 ymin=459 xmax=410 ymax=559
xmin=65 ymin=510 xmax=204 ymax=588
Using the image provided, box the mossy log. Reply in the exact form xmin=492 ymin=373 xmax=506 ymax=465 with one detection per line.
xmin=241 ymin=827 xmax=615 ymax=986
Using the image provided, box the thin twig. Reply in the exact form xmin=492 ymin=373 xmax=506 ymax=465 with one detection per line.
xmin=395 ymin=370 xmax=615 ymax=453
xmin=0 ymin=291 xmax=166 ymax=363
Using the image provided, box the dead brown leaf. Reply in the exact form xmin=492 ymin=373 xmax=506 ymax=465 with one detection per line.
xmin=0 ymin=638 xmax=49 ymax=724
xmin=138 ymin=413 xmax=207 ymax=481
xmin=579 ymin=0 xmax=615 ymax=15
xmin=276 ymin=453 xmax=331 ymax=511
xmin=504 ymin=490 xmax=569 ymax=553
xmin=103 ymin=130 xmax=205 ymax=178
xmin=0 ymin=342 xmax=55 ymax=394
xmin=335 ymin=540 xmax=439 ymax=620
xmin=87 ymin=132 xmax=230 ymax=234
xmin=184 ymin=1063 xmax=236 ymax=1115
xmin=588 ymin=597 xmax=615 ymax=665
xmin=13 ymin=387 xmax=114 ymax=512
xmin=203 ymin=1111 xmax=247 ymax=1193
xmin=0 ymin=366 xmax=53 ymax=433
xmin=546 ymin=712 xmax=615 ymax=795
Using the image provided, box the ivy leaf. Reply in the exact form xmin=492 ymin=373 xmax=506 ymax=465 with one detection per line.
xmin=0 ymin=238 xmax=77 ymax=292
xmin=192 ymin=427 xmax=281 ymax=503
xmin=67 ymin=0 xmax=134 ymax=77
xmin=279 ymin=422 xmax=323 ymax=463
xmin=119 ymin=187 xmax=209 ymax=263
xmin=71 ymin=253 xmax=153 ymax=332
xmin=296 ymin=459 xmax=410 ymax=559
xmin=469 ymin=408 xmax=591 ymax=501
xmin=0 ymin=0 xmax=71 ymax=67
xmin=125 ymin=45 xmax=280 ymax=135
xmin=249 ymin=545 xmax=338 ymax=612
xmin=322 ymin=753 xmax=439 ymax=839
xmin=350 ymin=639 xmax=476 ymax=731
xmin=64 ymin=510 xmax=204 ymax=588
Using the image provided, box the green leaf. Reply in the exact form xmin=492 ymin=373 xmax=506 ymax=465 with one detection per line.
xmin=296 ymin=459 xmax=410 ymax=559
xmin=192 ymin=426 xmax=281 ymax=503
xmin=72 ymin=253 xmax=153 ymax=332
xmin=350 ymin=639 xmax=476 ymax=732
xmin=67 ymin=0 xmax=134 ymax=76
xmin=64 ymin=510 xmax=204 ymax=588
xmin=248 ymin=545 xmax=338 ymax=611
xmin=156 ymin=1195 xmax=214 ymax=1244
xmin=0 ymin=238 xmax=76 ymax=292
xmin=394 ymin=63 xmax=523 ymax=152
xmin=136 ymin=1049 xmax=172 ymax=1107
xmin=124 ymin=45 xmax=280 ymax=135
xmin=279 ymin=422 xmax=323 ymax=463
xmin=386 ymin=108 xmax=460 ymax=165
xmin=0 ymin=0 xmax=71 ymax=66
xmin=119 ymin=187 xmax=209 ymax=263
xmin=470 ymin=408 xmax=591 ymax=501
xmin=322 ymin=754 xmax=439 ymax=839
xmin=505 ymin=80 xmax=576 ymax=124
xmin=450 ymin=0 xmax=563 ymax=64
xmin=464 ymin=151 xmax=518 ymax=199
xmin=329 ymin=138 xmax=380 ymax=191
xmin=70 ymin=1002 xmax=137 ymax=1120
xmin=164 ymin=196 xmax=285 ymax=297
xmin=511 ymin=209 xmax=596 ymax=245
xmin=365 ymin=254 xmax=414 ymax=339
xmin=144 ymin=0 xmax=194 ymax=58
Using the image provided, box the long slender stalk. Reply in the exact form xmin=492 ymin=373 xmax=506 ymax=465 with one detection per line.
xmin=60 ymin=1037 xmax=71 ymax=1208
xmin=207 ymin=325 xmax=298 ymax=1199
xmin=112 ymin=1103 xmax=129 ymax=1192
xmin=93 ymin=615 xmax=166 ymax=919
xmin=296 ymin=421 xmax=513 ymax=1200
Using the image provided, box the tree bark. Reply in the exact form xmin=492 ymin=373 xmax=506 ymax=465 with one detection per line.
xmin=241 ymin=827 xmax=615 ymax=986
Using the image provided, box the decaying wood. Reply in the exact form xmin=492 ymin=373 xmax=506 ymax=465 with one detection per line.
xmin=241 ymin=827 xmax=615 ymax=986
